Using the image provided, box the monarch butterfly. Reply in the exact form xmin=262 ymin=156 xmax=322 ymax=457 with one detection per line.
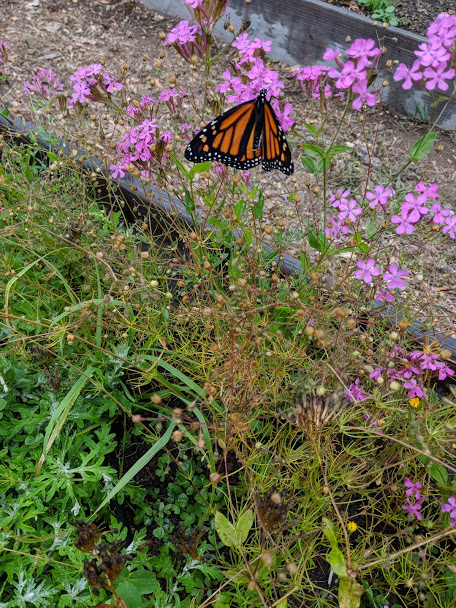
xmin=185 ymin=89 xmax=294 ymax=175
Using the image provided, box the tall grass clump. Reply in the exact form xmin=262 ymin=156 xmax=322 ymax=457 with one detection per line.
xmin=0 ymin=2 xmax=455 ymax=607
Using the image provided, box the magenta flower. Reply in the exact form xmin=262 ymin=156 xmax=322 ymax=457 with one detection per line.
xmin=325 ymin=217 xmax=349 ymax=241
xmin=164 ymin=20 xmax=200 ymax=45
xmin=346 ymin=38 xmax=380 ymax=60
xmin=160 ymin=130 xmax=174 ymax=143
xmin=436 ymin=363 xmax=455 ymax=381
xmin=415 ymin=42 xmax=450 ymax=68
xmin=403 ymin=378 xmax=424 ymax=399
xmin=24 ymin=68 xmax=64 ymax=101
xmin=354 ymin=258 xmax=381 ymax=284
xmin=442 ymin=215 xmax=456 ymax=239
xmin=415 ymin=182 xmax=439 ymax=198
xmin=338 ymin=198 xmax=362 ymax=222
xmin=322 ymin=47 xmax=342 ymax=63
xmin=383 ymin=264 xmax=409 ymax=289
xmin=391 ymin=213 xmax=416 ymax=235
xmin=183 ymin=0 xmax=200 ymax=7
xmin=401 ymin=192 xmax=429 ymax=222
xmin=366 ymin=184 xmax=393 ymax=210
xmin=345 ymin=378 xmax=368 ymax=403
xmin=393 ymin=60 xmax=423 ymax=90
xmin=402 ymin=496 xmax=425 ymax=520
xmin=404 ymin=478 xmax=422 ymax=499
xmin=375 ymin=289 xmax=394 ymax=303
xmin=441 ymin=496 xmax=456 ymax=527
xmin=352 ymin=79 xmax=378 ymax=109
xmin=369 ymin=367 xmax=383 ymax=380
xmin=431 ymin=201 xmax=451 ymax=223
xmin=423 ymin=62 xmax=455 ymax=91
xmin=329 ymin=188 xmax=351 ymax=209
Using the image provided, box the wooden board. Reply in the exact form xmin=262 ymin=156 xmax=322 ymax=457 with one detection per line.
xmin=140 ymin=0 xmax=456 ymax=129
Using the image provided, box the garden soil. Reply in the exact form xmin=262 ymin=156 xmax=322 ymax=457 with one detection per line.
xmin=1 ymin=0 xmax=455 ymax=339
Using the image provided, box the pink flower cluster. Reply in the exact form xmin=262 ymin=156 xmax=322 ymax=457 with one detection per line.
xmin=69 ymin=64 xmax=123 ymax=105
xmin=325 ymin=188 xmax=363 ymax=241
xmin=402 ymin=478 xmax=425 ymax=520
xmin=391 ymin=182 xmax=455 ymax=239
xmin=394 ymin=13 xmax=456 ymax=92
xmin=291 ymin=65 xmax=331 ymax=100
xmin=353 ymin=258 xmax=409 ymax=304
xmin=294 ymin=39 xmax=383 ymax=110
xmin=163 ymin=20 xmax=206 ymax=59
xmin=126 ymin=89 xmax=186 ymax=120
xmin=370 ymin=345 xmax=454 ymax=399
xmin=216 ymin=34 xmax=294 ymax=131
xmin=110 ymin=118 xmax=170 ymax=179
xmin=24 ymin=69 xmax=64 ymax=101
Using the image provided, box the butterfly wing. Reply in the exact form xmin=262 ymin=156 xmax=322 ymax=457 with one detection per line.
xmin=185 ymin=98 xmax=262 ymax=171
xmin=261 ymin=98 xmax=294 ymax=175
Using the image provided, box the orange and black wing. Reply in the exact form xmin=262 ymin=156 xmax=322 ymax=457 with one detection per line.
xmin=185 ymin=97 xmax=262 ymax=171
xmin=260 ymin=97 xmax=294 ymax=175
xmin=185 ymin=90 xmax=293 ymax=175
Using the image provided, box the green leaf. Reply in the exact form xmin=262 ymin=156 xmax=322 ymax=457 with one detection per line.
xmin=172 ymin=155 xmax=191 ymax=180
xmin=215 ymin=511 xmax=238 ymax=547
xmin=116 ymin=569 xmax=161 ymax=608
xmin=36 ymin=367 xmax=95 ymax=476
xmin=253 ymin=193 xmax=264 ymax=219
xmin=189 ymin=161 xmax=212 ymax=179
xmin=236 ymin=509 xmax=254 ymax=545
xmin=301 ymin=156 xmax=319 ymax=174
xmin=302 ymin=143 xmax=325 ymax=159
xmin=430 ymin=462 xmax=449 ymax=485
xmin=339 ymin=575 xmax=365 ymax=608
xmin=327 ymin=145 xmax=353 ymax=155
xmin=184 ymin=187 xmax=195 ymax=213
xmin=322 ymin=518 xmax=347 ymax=577
xmin=303 ymin=121 xmax=318 ymax=136
xmin=409 ymin=132 xmax=438 ymax=161
xmin=308 ymin=230 xmax=329 ymax=253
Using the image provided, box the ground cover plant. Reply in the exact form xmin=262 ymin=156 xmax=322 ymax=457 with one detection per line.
xmin=1 ymin=1 xmax=456 ymax=607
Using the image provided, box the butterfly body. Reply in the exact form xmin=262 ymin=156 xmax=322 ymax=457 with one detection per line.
xmin=185 ymin=89 xmax=294 ymax=175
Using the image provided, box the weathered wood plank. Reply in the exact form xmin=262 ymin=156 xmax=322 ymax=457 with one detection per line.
xmin=140 ymin=0 xmax=456 ymax=129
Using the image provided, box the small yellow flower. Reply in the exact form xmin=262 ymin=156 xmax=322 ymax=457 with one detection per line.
xmin=347 ymin=521 xmax=358 ymax=532
xmin=409 ymin=398 xmax=420 ymax=408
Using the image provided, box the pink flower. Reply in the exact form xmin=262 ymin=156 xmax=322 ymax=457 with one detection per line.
xmin=415 ymin=182 xmax=438 ymax=198
xmin=345 ymin=378 xmax=368 ymax=403
xmin=404 ymin=478 xmax=422 ymax=499
xmin=415 ymin=42 xmax=450 ymax=68
xmin=393 ymin=60 xmax=423 ymax=90
xmin=423 ymin=62 xmax=455 ymax=91
xmin=338 ymin=198 xmax=362 ymax=222
xmin=329 ymin=188 xmax=351 ymax=209
xmin=431 ymin=202 xmax=451 ymax=223
xmin=402 ymin=496 xmax=425 ymax=520
xmin=403 ymin=378 xmax=424 ymax=399
xmin=346 ymin=38 xmax=380 ymax=60
xmin=375 ymin=289 xmax=394 ymax=303
xmin=401 ymin=192 xmax=429 ymax=222
xmin=383 ymin=264 xmax=409 ymax=289
xmin=352 ymin=79 xmax=377 ymax=109
xmin=391 ymin=213 xmax=416 ymax=235
xmin=441 ymin=496 xmax=456 ymax=526
xmin=325 ymin=217 xmax=349 ymax=241
xmin=366 ymin=184 xmax=393 ymax=210
xmin=442 ymin=215 xmax=456 ymax=239
xmin=354 ymin=258 xmax=381 ymax=284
